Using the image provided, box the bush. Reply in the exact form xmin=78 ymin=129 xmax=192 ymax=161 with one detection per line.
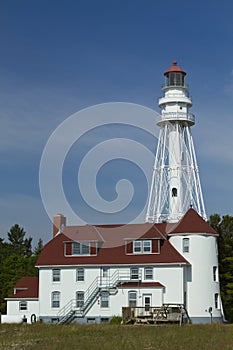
xmin=109 ymin=316 xmax=122 ymax=324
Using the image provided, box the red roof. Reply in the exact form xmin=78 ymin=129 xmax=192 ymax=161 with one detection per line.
xmin=36 ymin=209 xmax=216 ymax=267
xmin=167 ymin=208 xmax=217 ymax=235
xmin=7 ymin=276 xmax=39 ymax=299
xmin=164 ymin=60 xmax=186 ymax=76
xmin=36 ymin=224 xmax=188 ymax=266
xmin=119 ymin=282 xmax=164 ymax=288
xmin=62 ymin=224 xmax=102 ymax=241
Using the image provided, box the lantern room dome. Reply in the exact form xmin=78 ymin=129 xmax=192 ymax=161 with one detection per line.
xmin=164 ymin=60 xmax=186 ymax=76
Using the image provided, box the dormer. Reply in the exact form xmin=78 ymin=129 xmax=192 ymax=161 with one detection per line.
xmin=125 ymin=238 xmax=161 ymax=255
xmin=64 ymin=240 xmax=99 ymax=257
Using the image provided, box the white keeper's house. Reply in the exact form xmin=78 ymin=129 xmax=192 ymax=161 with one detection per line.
xmin=5 ymin=61 xmax=224 ymax=324
xmin=5 ymin=209 xmax=223 ymax=324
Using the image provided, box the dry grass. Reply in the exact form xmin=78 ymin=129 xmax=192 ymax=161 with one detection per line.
xmin=0 ymin=323 xmax=233 ymax=350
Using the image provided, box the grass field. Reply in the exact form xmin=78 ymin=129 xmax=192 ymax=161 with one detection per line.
xmin=0 ymin=323 xmax=233 ymax=350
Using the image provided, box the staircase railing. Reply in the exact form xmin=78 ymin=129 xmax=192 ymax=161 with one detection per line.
xmin=57 ymin=299 xmax=76 ymax=324
xmin=57 ymin=269 xmax=142 ymax=323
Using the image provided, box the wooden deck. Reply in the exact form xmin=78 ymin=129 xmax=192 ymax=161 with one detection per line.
xmin=122 ymin=304 xmax=191 ymax=325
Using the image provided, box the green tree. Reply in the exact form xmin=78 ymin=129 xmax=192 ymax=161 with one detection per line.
xmin=0 ymin=254 xmax=37 ymax=313
xmin=7 ymin=224 xmax=32 ymax=257
xmin=209 ymin=214 xmax=233 ymax=322
xmin=0 ymin=225 xmax=42 ymax=314
xmin=33 ymin=238 xmax=43 ymax=257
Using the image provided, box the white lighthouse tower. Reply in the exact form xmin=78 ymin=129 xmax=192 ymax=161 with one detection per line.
xmin=146 ymin=61 xmax=206 ymax=223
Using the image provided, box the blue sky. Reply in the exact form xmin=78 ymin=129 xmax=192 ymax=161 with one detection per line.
xmin=0 ymin=0 xmax=233 ymax=244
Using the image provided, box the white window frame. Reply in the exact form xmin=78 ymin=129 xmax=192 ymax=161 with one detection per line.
xmin=133 ymin=240 xmax=152 ymax=254
xmin=52 ymin=268 xmax=61 ymax=282
xmin=76 ymin=267 xmax=85 ymax=281
xmin=130 ymin=267 xmax=139 ymax=280
xmin=144 ymin=267 xmax=153 ymax=280
xmin=19 ymin=301 xmax=27 ymax=311
xmin=183 ymin=238 xmax=190 ymax=253
xmin=128 ymin=291 xmax=137 ymax=307
xmin=51 ymin=291 xmax=60 ymax=308
xmin=214 ymin=293 xmax=219 ymax=309
xmin=213 ymin=266 xmax=217 ymax=282
xmin=72 ymin=242 xmax=90 ymax=255
xmin=100 ymin=291 xmax=109 ymax=308
xmin=102 ymin=267 xmax=109 ymax=278
xmin=133 ymin=241 xmax=142 ymax=253
xmin=143 ymin=240 xmax=152 ymax=253
xmin=76 ymin=291 xmax=84 ymax=308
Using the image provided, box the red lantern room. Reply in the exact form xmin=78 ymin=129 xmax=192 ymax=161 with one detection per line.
xmin=164 ymin=60 xmax=186 ymax=87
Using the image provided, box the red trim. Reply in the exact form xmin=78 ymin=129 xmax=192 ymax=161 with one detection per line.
xmin=119 ymin=282 xmax=164 ymax=288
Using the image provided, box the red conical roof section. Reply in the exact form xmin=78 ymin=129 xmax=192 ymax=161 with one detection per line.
xmin=167 ymin=208 xmax=217 ymax=235
xmin=164 ymin=60 xmax=186 ymax=76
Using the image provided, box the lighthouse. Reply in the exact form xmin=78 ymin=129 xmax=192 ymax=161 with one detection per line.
xmin=146 ymin=61 xmax=206 ymax=223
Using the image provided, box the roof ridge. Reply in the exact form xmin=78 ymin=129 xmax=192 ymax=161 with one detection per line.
xmin=92 ymin=225 xmax=106 ymax=242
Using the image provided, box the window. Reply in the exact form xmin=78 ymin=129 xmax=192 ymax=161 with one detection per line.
xmin=143 ymin=241 xmax=152 ymax=253
xmin=100 ymin=292 xmax=109 ymax=308
xmin=52 ymin=269 xmax=61 ymax=282
xmin=72 ymin=242 xmax=90 ymax=255
xmin=172 ymin=187 xmax=177 ymax=197
xmin=169 ymin=73 xmax=175 ymax=86
xmin=19 ymin=301 xmax=27 ymax=311
xmin=133 ymin=241 xmax=141 ymax=253
xmin=76 ymin=268 xmax=85 ymax=281
xmin=183 ymin=238 xmax=190 ymax=253
xmin=87 ymin=318 xmax=96 ymax=324
xmin=213 ymin=266 xmax=217 ymax=282
xmin=130 ymin=267 xmax=139 ymax=280
xmin=76 ymin=291 xmax=84 ymax=308
xmin=102 ymin=267 xmax=109 ymax=278
xmin=51 ymin=291 xmax=60 ymax=308
xmin=128 ymin=291 xmax=137 ymax=307
xmin=215 ymin=293 xmax=219 ymax=309
xmin=133 ymin=240 xmax=152 ymax=254
xmin=144 ymin=267 xmax=153 ymax=280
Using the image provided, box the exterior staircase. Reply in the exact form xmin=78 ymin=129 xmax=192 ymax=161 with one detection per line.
xmin=57 ymin=270 xmax=141 ymax=324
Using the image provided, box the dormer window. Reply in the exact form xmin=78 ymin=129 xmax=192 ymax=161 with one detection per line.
xmin=133 ymin=240 xmax=152 ymax=254
xmin=143 ymin=241 xmax=152 ymax=253
xmin=72 ymin=242 xmax=90 ymax=255
xmin=133 ymin=241 xmax=141 ymax=253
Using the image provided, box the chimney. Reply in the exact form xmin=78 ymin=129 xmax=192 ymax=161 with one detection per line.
xmin=53 ymin=214 xmax=66 ymax=237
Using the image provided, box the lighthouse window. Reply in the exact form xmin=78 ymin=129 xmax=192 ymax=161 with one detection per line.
xmin=172 ymin=188 xmax=177 ymax=197
xmin=175 ymin=73 xmax=181 ymax=86
xmin=214 ymin=293 xmax=219 ymax=309
xmin=213 ymin=266 xmax=217 ymax=282
xmin=183 ymin=238 xmax=190 ymax=253
xmin=169 ymin=73 xmax=175 ymax=86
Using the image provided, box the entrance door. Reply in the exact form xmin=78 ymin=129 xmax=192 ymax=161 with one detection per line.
xmin=143 ymin=294 xmax=152 ymax=314
xmin=100 ymin=267 xmax=110 ymax=287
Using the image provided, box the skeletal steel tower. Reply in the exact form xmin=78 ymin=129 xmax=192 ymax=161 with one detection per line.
xmin=146 ymin=61 xmax=206 ymax=223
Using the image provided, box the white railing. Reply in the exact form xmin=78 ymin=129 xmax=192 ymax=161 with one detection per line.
xmin=57 ymin=270 xmax=142 ymax=323
xmin=159 ymin=112 xmax=195 ymax=123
